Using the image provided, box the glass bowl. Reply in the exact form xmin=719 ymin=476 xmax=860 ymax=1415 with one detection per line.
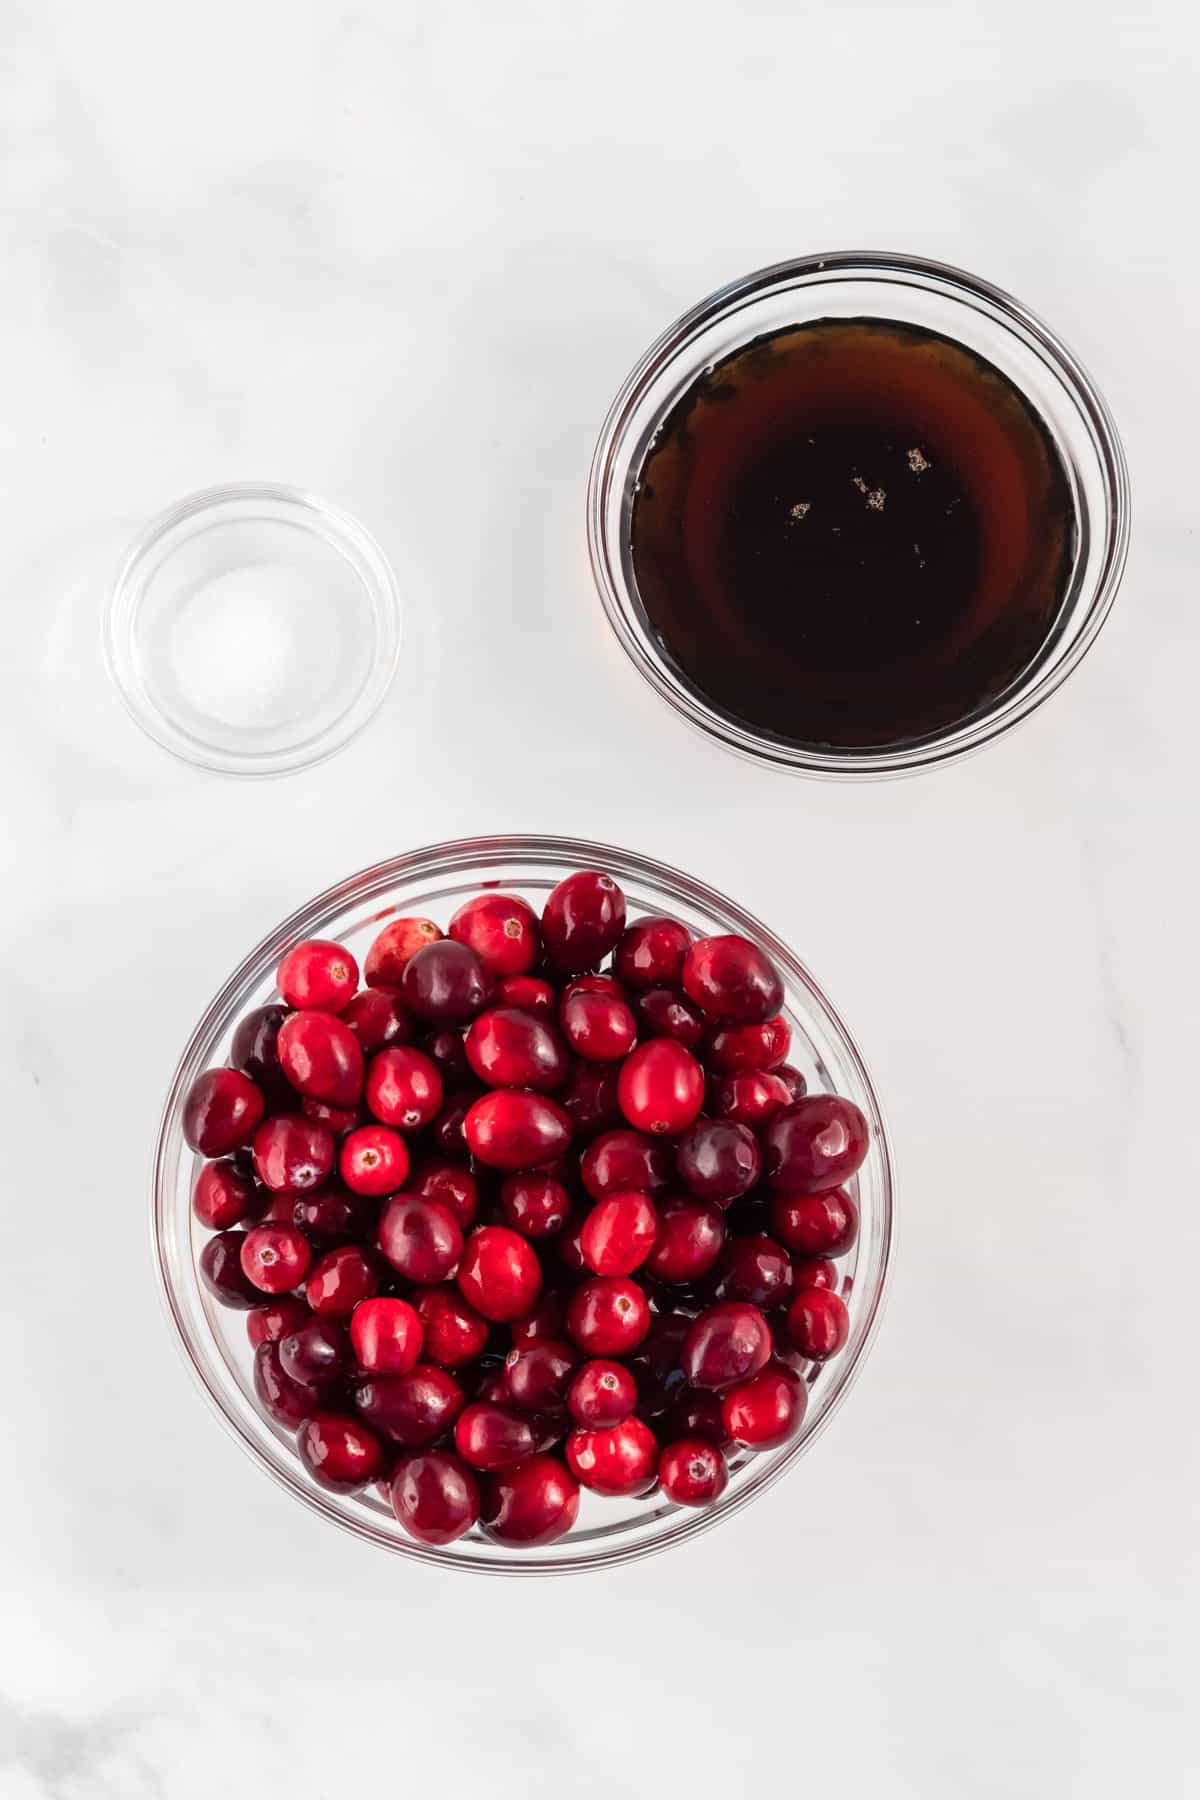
xmin=153 ymin=836 xmax=894 ymax=1573
xmin=587 ymin=250 xmax=1130 ymax=778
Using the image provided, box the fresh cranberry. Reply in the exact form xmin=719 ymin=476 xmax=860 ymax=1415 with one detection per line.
xmin=355 ymin=1365 xmax=464 ymax=1445
xmin=580 ymin=1190 xmax=658 ymax=1276
xmin=786 ymin=1287 xmax=850 ymax=1360
xmin=457 ymin=1225 xmax=542 ymax=1321
xmin=504 ymin=1339 xmax=577 ymax=1413
xmin=300 ymin=1097 xmax=361 ymax=1136
xmin=365 ymin=916 xmax=442 ymax=988
xmin=251 ymin=1115 xmax=335 ymax=1194
xmin=378 ymin=1195 xmax=463 ymax=1283
xmin=722 ymin=1360 xmax=806 ymax=1447
xmin=716 ymin=1233 xmax=794 ymax=1310
xmin=479 ymin=1455 xmax=579 ymax=1545
xmin=412 ymin=1284 xmax=490 ymax=1366
xmin=644 ymin=1195 xmax=725 ymax=1283
xmin=298 ymin=1412 xmax=383 ymax=1492
xmin=455 ymin=1401 xmax=539 ymax=1471
xmin=199 ymin=1231 xmax=260 ymax=1308
xmin=277 ymin=1010 xmax=364 ymax=1108
xmin=280 ymin=1316 xmax=351 ymax=1383
xmin=407 ymin=1158 xmax=480 ymax=1230
xmin=775 ymin=1064 xmax=808 ymax=1100
xmin=292 ymin=1186 xmax=376 ymax=1240
xmin=350 ymin=1297 xmax=423 ymax=1375
xmin=277 ymin=938 xmax=358 ymax=1011
xmin=509 ymin=1289 xmax=568 ymax=1347
xmin=541 ymin=870 xmax=626 ymax=973
xmin=581 ymin=1129 xmax=672 ymax=1199
xmin=341 ymin=987 xmax=413 ymax=1053
xmin=337 ymin=1123 xmax=409 ymax=1197
xmin=183 ymin=1068 xmax=264 ymax=1156
xmin=793 ymin=1257 xmax=838 ymax=1291
xmin=493 ymin=974 xmax=556 ymax=1016
xmin=240 ymin=1222 xmax=312 ymax=1294
xmin=566 ymin=1276 xmax=650 ymax=1356
xmin=627 ymin=1312 xmax=690 ymax=1419
xmin=246 ymin=1295 xmax=309 ymax=1349
xmin=707 ymin=1015 xmax=791 ymax=1074
xmin=708 ymin=1070 xmax=792 ymax=1128
xmin=566 ymin=1417 xmax=658 ymax=1496
xmin=561 ymin=1063 xmax=622 ymax=1139
xmin=614 ymin=915 xmax=691 ymax=989
xmin=682 ymin=1301 xmax=772 ymax=1390
xmin=563 ymin=971 xmax=628 ymax=1001
xmin=618 ymin=1040 xmax=705 ymax=1137
xmin=421 ymin=1026 xmax=473 ymax=1093
xmin=401 ymin=940 xmax=492 ymax=1024
xmin=305 ymin=1244 xmax=381 ymax=1316
xmin=252 ymin=1341 xmax=325 ymax=1428
xmin=633 ymin=987 xmax=705 ymax=1048
xmin=560 ymin=989 xmax=637 ymax=1062
xmin=391 ymin=1450 xmax=479 ymax=1544
xmin=666 ymin=1386 xmax=732 ymax=1448
xmin=658 ymin=1438 xmax=728 ymax=1506
xmin=557 ymin=1216 xmax=587 ymax=1274
xmin=365 ymin=1046 xmax=443 ymax=1131
xmin=500 ymin=1172 xmax=570 ymax=1238
xmin=230 ymin=1003 xmax=290 ymax=1104
xmin=567 ymin=1359 xmax=637 ymax=1428
xmin=764 ymin=1096 xmax=869 ymax=1193
xmin=193 ymin=1158 xmax=257 ymax=1229
xmin=772 ymin=1188 xmax=859 ymax=1258
xmin=682 ymin=934 xmax=783 ymax=1024
xmin=464 ymin=1007 xmax=569 ymax=1091
xmin=463 ymin=1091 xmax=571 ymax=1171
xmin=449 ymin=892 xmax=540 ymax=977
xmin=675 ymin=1119 xmax=761 ymax=1205
xmin=475 ymin=1368 xmax=512 ymax=1406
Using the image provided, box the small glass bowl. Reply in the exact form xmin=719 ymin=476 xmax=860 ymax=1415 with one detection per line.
xmin=153 ymin=836 xmax=894 ymax=1574
xmin=588 ymin=250 xmax=1131 ymax=778
xmin=106 ymin=483 xmax=401 ymax=777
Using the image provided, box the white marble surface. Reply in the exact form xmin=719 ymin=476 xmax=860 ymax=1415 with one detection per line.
xmin=2 ymin=1 xmax=1197 ymax=1793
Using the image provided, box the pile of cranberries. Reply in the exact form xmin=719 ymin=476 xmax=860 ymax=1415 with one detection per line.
xmin=184 ymin=872 xmax=868 ymax=1551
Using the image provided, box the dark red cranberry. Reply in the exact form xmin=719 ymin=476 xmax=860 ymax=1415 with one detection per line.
xmin=633 ymin=987 xmax=705 ymax=1049
xmin=277 ymin=1009 xmax=364 ymax=1108
xmin=666 ymin=1385 xmax=732 ymax=1449
xmin=341 ymin=987 xmax=414 ymax=1054
xmin=455 ymin=1401 xmax=539 ymax=1471
xmin=709 ymin=1070 xmax=791 ymax=1129
xmin=251 ymin=1114 xmax=335 ymax=1195
xmin=421 ymin=1025 xmax=473 ymax=1090
xmin=300 ymin=1096 xmax=361 ymax=1136
xmin=658 ymin=1438 xmax=728 ymax=1506
xmin=774 ymin=1064 xmax=807 ymax=1100
xmin=706 ymin=1015 xmax=791 ymax=1074
xmin=716 ymin=1233 xmax=794 ymax=1310
xmin=505 ymin=1338 xmax=577 ymax=1413
xmin=463 ymin=1091 xmax=571 ymax=1171
xmin=199 ymin=1231 xmax=260 ymax=1308
xmin=412 ymin=1284 xmax=490 ymax=1366
xmin=618 ymin=1040 xmax=704 ymax=1136
xmin=253 ymin=1342 xmax=325 ymax=1427
xmin=614 ymin=915 xmax=691 ymax=989
xmin=793 ymin=1257 xmax=838 ymax=1291
xmin=676 ymin=1119 xmax=761 ymax=1205
xmin=644 ymin=1195 xmax=725 ymax=1283
xmin=456 ymin=1225 xmax=543 ymax=1321
xmin=559 ymin=989 xmax=637 ymax=1064
xmin=365 ymin=1046 xmax=443 ymax=1131
xmin=277 ymin=938 xmax=359 ymax=1011
xmin=350 ymin=1297 xmax=423 ymax=1375
xmin=627 ymin=1312 xmax=690 ymax=1419
xmin=580 ymin=1191 xmax=658 ymax=1276
xmin=562 ymin=973 xmax=628 ymax=1003
xmin=541 ymin=870 xmax=626 ymax=973
xmin=557 ymin=1216 xmax=587 ymax=1274
xmin=183 ymin=1068 xmax=264 ymax=1156
xmin=407 ymin=1158 xmax=480 ymax=1230
xmin=449 ymin=892 xmax=540 ymax=977
xmin=391 ymin=1450 xmax=479 ymax=1544
xmin=378 ymin=1195 xmax=463 ymax=1284
xmin=763 ymin=1096 xmax=869 ymax=1193
xmin=786 ymin=1287 xmax=850 ymax=1360
xmin=561 ymin=1063 xmax=622 ymax=1140
xmin=240 ymin=1222 xmax=312 ymax=1294
xmin=401 ymin=940 xmax=492 ymax=1024
xmin=682 ymin=934 xmax=783 ymax=1024
xmin=475 ymin=1368 xmax=511 ymax=1406
xmin=365 ymin=915 xmax=442 ymax=988
xmin=510 ymin=1289 xmax=568 ymax=1348
xmin=772 ymin=1188 xmax=859 ymax=1258
xmin=305 ymin=1244 xmax=381 ymax=1315
xmin=355 ymin=1365 xmax=464 ymax=1445
xmin=246 ymin=1295 xmax=309 ymax=1349
xmin=298 ymin=1412 xmax=383 ymax=1492
xmin=292 ymin=1186 xmax=376 ymax=1240
xmin=479 ymin=1454 xmax=579 ymax=1545
xmin=493 ymin=974 xmax=556 ymax=1016
xmin=722 ymin=1360 xmax=807 ymax=1447
xmin=567 ymin=1359 xmax=637 ymax=1428
xmin=682 ymin=1301 xmax=772 ymax=1390
xmin=280 ymin=1316 xmax=351 ymax=1384
xmin=464 ymin=1007 xmax=569 ymax=1091
xmin=193 ymin=1158 xmax=257 ymax=1229
xmin=253 ymin=1191 xmax=297 ymax=1225
xmin=339 ymin=1123 xmax=409 ymax=1196
xmin=500 ymin=1173 xmax=570 ymax=1238
xmin=567 ymin=1417 xmax=657 ymax=1496
xmin=566 ymin=1276 xmax=650 ymax=1356
xmin=581 ymin=1129 xmax=672 ymax=1199
xmin=230 ymin=1003 xmax=291 ymax=1104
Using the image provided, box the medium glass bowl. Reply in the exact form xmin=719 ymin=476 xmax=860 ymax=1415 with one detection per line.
xmin=588 ymin=250 xmax=1130 ymax=778
xmin=153 ymin=836 xmax=894 ymax=1573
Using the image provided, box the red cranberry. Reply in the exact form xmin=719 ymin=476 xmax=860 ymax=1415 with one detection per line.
xmin=557 ymin=1216 xmax=587 ymax=1274
xmin=366 ymin=1046 xmax=443 ymax=1131
xmin=633 ymin=987 xmax=705 ymax=1049
xmin=355 ymin=1365 xmax=464 ymax=1445
xmin=614 ymin=915 xmax=691 ymax=989
xmin=464 ymin=1007 xmax=569 ymax=1091
xmin=709 ymin=1070 xmax=791 ymax=1128
xmin=246 ymin=1295 xmax=309 ymax=1349
xmin=658 ymin=1437 xmax=728 ymax=1506
xmin=254 ymin=1190 xmax=298 ymax=1225
xmin=277 ymin=938 xmax=358 ymax=1011
xmin=505 ymin=1339 xmax=577 ymax=1413
xmin=475 ymin=1368 xmax=511 ymax=1406
xmin=581 ymin=1129 xmax=672 ymax=1199
xmin=298 ymin=1412 xmax=383 ymax=1492
xmin=300 ymin=1096 xmax=361 ymax=1137
xmin=251 ymin=1114 xmax=335 ymax=1194
xmin=407 ymin=1158 xmax=480 ymax=1230
xmin=786 ymin=1287 xmax=850 ymax=1360
xmin=722 ymin=1360 xmax=806 ymax=1447
xmin=230 ymin=1003 xmax=290 ymax=1104
xmin=541 ymin=870 xmax=626 ymax=973
xmin=567 ymin=1359 xmax=637 ymax=1428
xmin=763 ymin=1096 xmax=869 ymax=1193
xmin=682 ymin=934 xmax=783 ymax=1024
xmin=341 ymin=987 xmax=413 ymax=1053
xmin=793 ymin=1257 xmax=838 ymax=1291
xmin=772 ymin=1187 xmax=859 ymax=1258
xmin=338 ymin=1123 xmax=409 ymax=1196
xmin=378 ymin=1195 xmax=463 ymax=1284
xmin=493 ymin=974 xmax=555 ymax=1015
xmin=707 ymin=1016 xmax=790 ymax=1074
xmin=675 ymin=1119 xmax=761 ymax=1205
xmin=562 ymin=973 xmax=628 ymax=1003
xmin=644 ymin=1195 xmax=725 ymax=1283
xmin=455 ymin=1402 xmax=539 ymax=1471
xmin=666 ymin=1386 xmax=732 ymax=1449
xmin=401 ymin=940 xmax=492 ymax=1024
xmin=580 ymin=1191 xmax=658 ymax=1276
xmin=391 ymin=1450 xmax=479 ymax=1544
xmin=560 ymin=989 xmax=636 ymax=1063
xmin=775 ymin=1064 xmax=808 ymax=1100
xmin=479 ymin=1455 xmax=579 ymax=1546
xmin=682 ymin=1301 xmax=772 ymax=1390
xmin=253 ymin=1341 xmax=324 ymax=1428
xmin=566 ymin=1276 xmax=650 ymax=1356
xmin=566 ymin=1417 xmax=658 ymax=1496
xmin=280 ymin=1316 xmax=351 ymax=1383
xmin=418 ymin=1027 xmax=471 ymax=1093
xmin=365 ymin=916 xmax=442 ymax=988
xmin=412 ymin=1284 xmax=490 ymax=1366
xmin=305 ymin=1244 xmax=381 ymax=1315
xmin=193 ymin=1158 xmax=257 ymax=1229
xmin=618 ymin=1040 xmax=704 ymax=1137
xmin=199 ymin=1231 xmax=260 ymax=1308
xmin=457 ymin=1225 xmax=542 ymax=1321
xmin=277 ymin=1010 xmax=364 ymax=1108
xmin=463 ymin=1091 xmax=571 ymax=1171
xmin=183 ymin=1068 xmax=264 ymax=1156
xmin=449 ymin=892 xmax=540 ymax=977
xmin=240 ymin=1222 xmax=312 ymax=1294
xmin=350 ymin=1297 xmax=423 ymax=1375
xmin=627 ymin=1312 xmax=690 ymax=1418
xmin=292 ymin=1186 xmax=376 ymax=1240
xmin=509 ymin=1290 xmax=568 ymax=1347
xmin=561 ymin=1063 xmax=622 ymax=1139
xmin=716 ymin=1234 xmax=794 ymax=1310
xmin=500 ymin=1173 xmax=570 ymax=1238
xmin=431 ymin=1089 xmax=481 ymax=1161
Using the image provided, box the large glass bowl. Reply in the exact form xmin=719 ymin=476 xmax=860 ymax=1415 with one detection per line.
xmin=153 ymin=836 xmax=894 ymax=1573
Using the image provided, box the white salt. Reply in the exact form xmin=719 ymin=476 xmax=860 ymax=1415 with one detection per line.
xmin=168 ymin=564 xmax=338 ymax=730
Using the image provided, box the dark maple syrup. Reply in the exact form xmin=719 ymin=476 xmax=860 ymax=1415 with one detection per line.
xmin=629 ymin=319 xmax=1077 ymax=751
